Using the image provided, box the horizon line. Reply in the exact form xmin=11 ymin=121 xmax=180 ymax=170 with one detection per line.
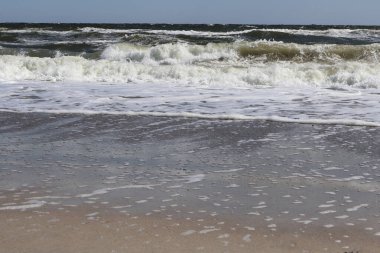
xmin=0 ymin=21 xmax=379 ymax=27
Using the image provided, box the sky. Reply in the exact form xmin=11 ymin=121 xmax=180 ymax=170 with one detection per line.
xmin=0 ymin=0 xmax=379 ymax=25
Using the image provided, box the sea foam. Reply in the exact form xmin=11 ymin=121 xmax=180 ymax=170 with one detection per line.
xmin=0 ymin=81 xmax=379 ymax=127
xmin=1 ymin=53 xmax=379 ymax=88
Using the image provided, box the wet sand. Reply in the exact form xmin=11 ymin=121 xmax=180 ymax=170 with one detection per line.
xmin=1 ymin=208 xmax=378 ymax=253
xmin=0 ymin=112 xmax=379 ymax=253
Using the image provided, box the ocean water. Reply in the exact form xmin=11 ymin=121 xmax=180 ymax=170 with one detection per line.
xmin=0 ymin=23 xmax=379 ymax=126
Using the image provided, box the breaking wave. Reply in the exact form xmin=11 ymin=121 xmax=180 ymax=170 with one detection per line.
xmin=100 ymin=41 xmax=380 ymax=65
xmin=1 ymin=37 xmax=380 ymax=88
xmin=0 ymin=53 xmax=379 ymax=88
xmin=1 ymin=24 xmax=380 ymax=126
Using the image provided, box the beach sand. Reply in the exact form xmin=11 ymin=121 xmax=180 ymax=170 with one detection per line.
xmin=0 ymin=112 xmax=379 ymax=253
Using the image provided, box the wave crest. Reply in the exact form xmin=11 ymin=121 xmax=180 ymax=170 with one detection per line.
xmin=100 ymin=42 xmax=380 ymax=64
xmin=101 ymin=42 xmax=236 ymax=64
xmin=0 ymin=54 xmax=379 ymax=88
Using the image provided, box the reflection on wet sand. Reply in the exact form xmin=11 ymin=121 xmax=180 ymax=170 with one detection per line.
xmin=0 ymin=112 xmax=379 ymax=252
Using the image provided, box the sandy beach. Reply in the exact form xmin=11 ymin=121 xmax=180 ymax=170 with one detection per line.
xmin=0 ymin=112 xmax=379 ymax=252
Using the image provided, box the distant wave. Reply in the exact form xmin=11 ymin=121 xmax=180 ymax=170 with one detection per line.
xmin=237 ymin=42 xmax=380 ymax=62
xmin=80 ymin=27 xmax=257 ymax=36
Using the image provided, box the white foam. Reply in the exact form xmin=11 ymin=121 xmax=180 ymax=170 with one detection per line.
xmin=318 ymin=204 xmax=335 ymax=208
xmin=101 ymin=41 xmax=380 ymax=64
xmin=79 ymin=27 xmax=256 ymax=36
xmin=252 ymin=205 xmax=267 ymax=209
xmin=226 ymin=184 xmax=240 ymax=188
xmin=323 ymin=167 xmax=343 ymax=171
xmin=2 ymin=42 xmax=380 ymax=87
xmin=0 ymin=200 xmax=46 ymax=211
xmin=86 ymin=212 xmax=99 ymax=217
xmin=1 ymin=66 xmax=380 ymax=127
xmin=346 ymin=204 xmax=369 ymax=212
xmin=30 ymin=196 xmax=71 ymax=200
xmin=242 ymin=234 xmax=252 ymax=242
xmin=214 ymin=168 xmax=245 ymax=173
xmin=4 ymin=29 xmax=76 ymax=35
xmin=184 ymin=174 xmax=205 ymax=184
xmin=296 ymin=220 xmax=313 ymax=225
xmin=181 ymin=230 xmax=196 ymax=236
xmin=199 ymin=228 xmax=219 ymax=234
xmin=100 ymin=42 xmax=238 ymax=64
xmin=140 ymin=28 xmax=256 ymax=36
xmin=76 ymin=184 xmax=156 ymax=198
xmin=329 ymin=176 xmax=365 ymax=182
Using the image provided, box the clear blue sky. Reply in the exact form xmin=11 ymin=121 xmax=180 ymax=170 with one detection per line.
xmin=0 ymin=0 xmax=379 ymax=25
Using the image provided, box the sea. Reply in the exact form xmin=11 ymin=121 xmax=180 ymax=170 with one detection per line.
xmin=0 ymin=23 xmax=380 ymax=126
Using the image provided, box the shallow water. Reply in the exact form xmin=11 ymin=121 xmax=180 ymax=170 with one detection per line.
xmin=1 ymin=113 xmax=379 ymax=241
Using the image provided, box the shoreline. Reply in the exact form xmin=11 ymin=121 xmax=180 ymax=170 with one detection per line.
xmin=0 ymin=111 xmax=379 ymax=252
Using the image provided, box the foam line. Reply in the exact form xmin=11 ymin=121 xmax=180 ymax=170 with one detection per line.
xmin=76 ymin=184 xmax=157 ymax=198
xmin=1 ymin=109 xmax=379 ymax=127
xmin=0 ymin=200 xmax=46 ymax=211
